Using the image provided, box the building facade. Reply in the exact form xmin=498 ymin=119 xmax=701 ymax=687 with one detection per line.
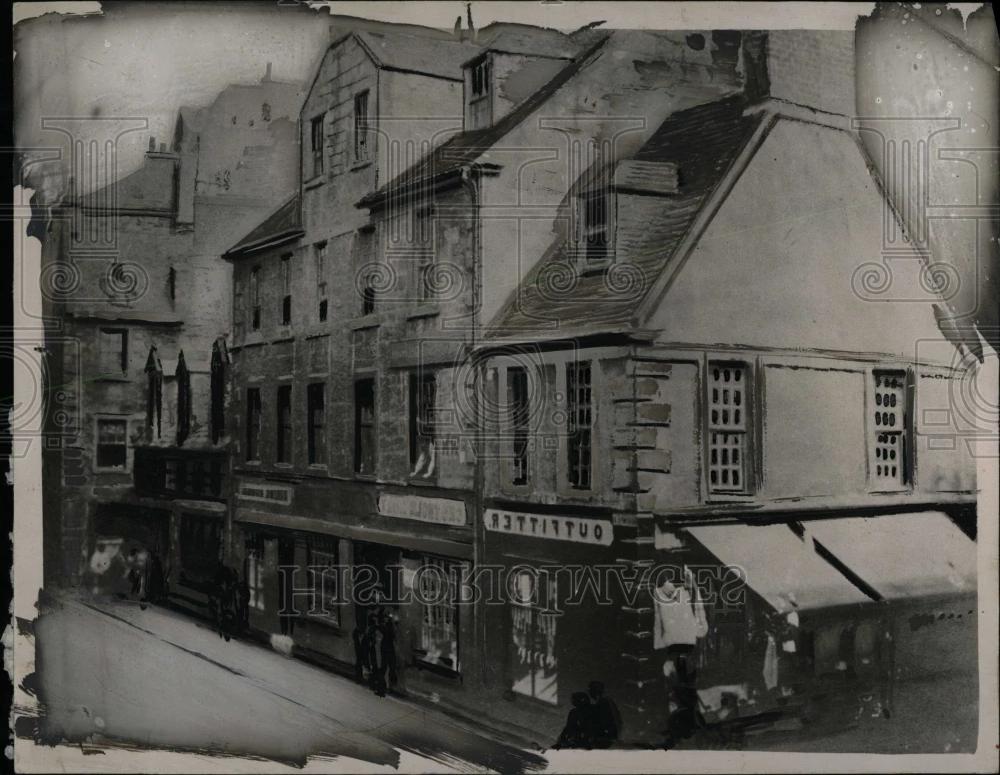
xmin=218 ymin=24 xmax=979 ymax=746
xmin=42 ymin=67 xmax=304 ymax=613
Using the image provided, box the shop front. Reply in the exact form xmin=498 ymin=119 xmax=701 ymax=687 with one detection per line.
xmin=86 ymin=502 xmax=171 ymax=598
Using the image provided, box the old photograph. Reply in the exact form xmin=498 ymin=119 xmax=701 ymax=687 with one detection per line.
xmin=8 ymin=1 xmax=999 ymax=772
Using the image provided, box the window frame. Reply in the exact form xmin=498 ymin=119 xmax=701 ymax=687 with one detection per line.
xmin=353 ymin=91 xmax=370 ymax=163
xmin=703 ymin=360 xmax=756 ymax=498
xmin=414 ymin=555 xmax=462 ymax=673
xmin=275 ymin=383 xmax=292 ymax=464
xmin=307 ymin=381 xmax=327 ymax=467
xmin=466 ymin=55 xmax=492 ymax=130
xmin=310 ymin=114 xmax=325 ymax=178
xmin=354 ymin=377 xmax=377 ymax=476
xmin=94 ymin=416 xmax=130 ymax=472
xmin=315 ymin=242 xmax=328 ymax=322
xmin=249 ymin=266 xmax=261 ymax=331
xmin=408 ymin=371 xmax=437 ymax=479
xmin=509 ymin=567 xmax=559 ymax=705
xmin=280 ymin=254 xmax=292 ymax=327
xmin=565 ymin=360 xmax=594 ymax=491
xmin=305 ymin=534 xmax=341 ymax=628
xmin=506 ymin=365 xmax=531 ymax=488
xmin=245 ymin=387 xmax=262 ymax=463
xmin=867 ymin=368 xmax=913 ymax=492
xmin=577 ymin=189 xmax=614 ymax=268
xmin=99 ymin=327 xmax=129 ymax=377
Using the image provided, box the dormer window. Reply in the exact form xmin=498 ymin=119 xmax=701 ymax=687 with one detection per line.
xmin=578 ymin=190 xmax=612 ymax=268
xmin=467 ymin=56 xmax=492 ymax=130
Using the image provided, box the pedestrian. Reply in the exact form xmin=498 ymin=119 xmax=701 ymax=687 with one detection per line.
xmin=366 ymin=611 xmax=387 ymax=697
xmin=588 ymin=681 xmax=622 ymax=748
xmin=554 ymin=691 xmax=595 ymax=749
xmin=379 ymin=608 xmax=398 ymax=690
xmin=352 ymin=617 xmax=369 ymax=684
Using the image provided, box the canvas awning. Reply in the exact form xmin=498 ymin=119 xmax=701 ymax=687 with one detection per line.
xmin=802 ymin=511 xmax=976 ymax=601
xmin=685 ymin=522 xmax=871 ymax=615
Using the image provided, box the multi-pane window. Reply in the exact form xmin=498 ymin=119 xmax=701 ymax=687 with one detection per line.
xmin=566 ymin=361 xmax=593 ymax=490
xmin=354 ymin=378 xmax=376 ymax=475
xmin=354 ymin=91 xmax=370 ymax=162
xmin=307 ymin=382 xmax=326 ymax=466
xmin=315 ymin=242 xmax=328 ymax=322
xmin=244 ymin=533 xmax=265 ymax=612
xmin=310 ymin=114 xmax=324 ymax=177
xmin=416 ymin=556 xmax=461 ymax=671
xmin=245 ymin=387 xmax=261 ymax=462
xmin=510 ymin=568 xmax=558 ymax=705
xmin=306 ymin=534 xmax=340 ymax=626
xmin=871 ymin=370 xmax=908 ymax=487
xmin=580 ymin=191 xmax=611 ymax=264
xmin=508 ymin=366 xmax=530 ymax=486
xmin=409 ymin=372 xmax=436 ymax=477
xmin=249 ymin=267 xmax=261 ymax=331
xmin=280 ymin=254 xmax=292 ymax=326
xmin=96 ymin=418 xmax=128 ymax=469
xmin=468 ymin=56 xmax=491 ymax=130
xmin=707 ymin=363 xmax=749 ymax=493
xmin=99 ymin=328 xmax=128 ymax=376
xmin=276 ymin=384 xmax=292 ymax=464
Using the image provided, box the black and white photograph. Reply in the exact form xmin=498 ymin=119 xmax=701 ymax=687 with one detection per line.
xmin=7 ymin=1 xmax=999 ymax=772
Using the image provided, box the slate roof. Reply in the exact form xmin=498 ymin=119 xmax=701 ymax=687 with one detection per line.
xmin=486 ymin=95 xmax=765 ymax=339
xmin=224 ymin=192 xmax=302 ymax=257
xmin=358 ymin=34 xmax=611 ymax=207
xmin=354 ymin=30 xmax=484 ymax=81
xmin=76 ymin=154 xmax=177 ymax=214
xmin=471 ymin=27 xmax=579 ymax=60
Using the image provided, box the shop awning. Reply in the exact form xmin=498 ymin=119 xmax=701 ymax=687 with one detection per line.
xmin=802 ymin=511 xmax=976 ymax=601
xmin=685 ymin=522 xmax=872 ymax=615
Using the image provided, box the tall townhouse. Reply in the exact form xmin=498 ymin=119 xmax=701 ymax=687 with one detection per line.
xmin=41 ymin=67 xmax=304 ymax=612
xmin=222 ymin=26 xmax=483 ymax=669
xmin=476 ymin=31 xmax=979 ymax=741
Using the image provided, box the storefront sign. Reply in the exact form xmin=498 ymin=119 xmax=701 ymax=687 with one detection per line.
xmin=378 ymin=494 xmax=467 ymax=526
xmin=485 ymin=509 xmax=614 ymax=546
xmin=237 ymin=480 xmax=292 ymax=506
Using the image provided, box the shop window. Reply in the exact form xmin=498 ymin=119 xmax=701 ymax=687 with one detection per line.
xmin=416 ymin=556 xmax=460 ymax=671
xmin=566 ymin=360 xmax=593 ymax=490
xmin=280 ymin=254 xmax=292 ymax=326
xmin=707 ymin=362 xmax=751 ymax=494
xmin=99 ymin=328 xmax=128 ymax=376
xmin=249 ymin=267 xmax=261 ymax=331
xmin=310 ymin=114 xmax=324 ymax=177
xmin=307 ymin=382 xmax=326 ymax=466
xmin=96 ymin=418 xmax=128 ymax=469
xmin=315 ymin=242 xmax=328 ymax=322
xmin=276 ymin=384 xmax=292 ymax=463
xmin=306 ymin=534 xmax=340 ymax=626
xmin=870 ymin=370 xmax=909 ymax=488
xmin=409 ymin=371 xmax=436 ymax=478
xmin=245 ymin=533 xmax=266 ymax=611
xmin=245 ymin=387 xmax=261 ymax=462
xmin=354 ymin=91 xmax=370 ymax=162
xmin=508 ymin=366 xmax=530 ymax=486
xmin=510 ymin=569 xmax=558 ymax=705
xmin=354 ymin=378 xmax=376 ymax=475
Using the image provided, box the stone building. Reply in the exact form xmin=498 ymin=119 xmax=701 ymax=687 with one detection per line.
xmin=41 ymin=67 xmax=304 ymax=612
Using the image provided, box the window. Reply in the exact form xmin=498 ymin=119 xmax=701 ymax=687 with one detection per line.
xmin=416 ymin=557 xmax=460 ymax=671
xmin=468 ymin=56 xmax=491 ymax=130
xmin=508 ymin=366 xmax=530 ymax=486
xmin=307 ymin=382 xmax=326 ymax=466
xmin=280 ymin=254 xmax=291 ymax=326
xmin=354 ymin=378 xmax=376 ymax=475
xmin=510 ymin=568 xmax=558 ymax=704
xmin=310 ymin=115 xmax=324 ymax=177
xmin=210 ymin=343 xmax=226 ymax=444
xmin=354 ymin=91 xmax=370 ymax=162
xmin=707 ymin=363 xmax=750 ymax=493
xmin=409 ymin=372 xmax=436 ymax=478
xmin=146 ymin=369 xmax=162 ymax=439
xmin=167 ymin=266 xmax=176 ymax=303
xmin=580 ymin=191 xmax=611 ymax=265
xmin=413 ymin=207 xmax=435 ymax=301
xmin=245 ymin=387 xmax=261 ymax=462
xmin=315 ymin=242 xmax=328 ymax=322
xmin=96 ymin=418 xmax=128 ymax=469
xmin=871 ymin=370 xmax=909 ymax=488
xmin=276 ymin=384 xmax=292 ymax=464
xmin=566 ymin=361 xmax=593 ymax=490
xmin=176 ymin=356 xmax=191 ymax=446
xmin=244 ymin=533 xmax=265 ymax=611
xmin=306 ymin=534 xmax=340 ymax=626
xmin=99 ymin=328 xmax=128 ymax=376
xmin=249 ymin=267 xmax=261 ymax=331
xmin=362 ymin=279 xmax=376 ymax=316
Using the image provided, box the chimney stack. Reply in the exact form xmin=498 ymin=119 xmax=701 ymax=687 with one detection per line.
xmin=264 ymin=62 xmax=272 ymax=82
xmin=148 ymin=137 xmax=156 ymax=152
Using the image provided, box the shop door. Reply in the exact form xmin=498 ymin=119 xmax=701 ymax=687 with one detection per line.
xmin=353 ymin=541 xmax=401 ymax=625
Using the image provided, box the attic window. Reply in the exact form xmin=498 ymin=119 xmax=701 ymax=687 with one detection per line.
xmin=467 ymin=56 xmax=492 ymax=130
xmin=578 ymin=190 xmax=612 ymax=267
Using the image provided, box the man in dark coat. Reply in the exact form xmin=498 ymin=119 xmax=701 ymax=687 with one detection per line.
xmin=588 ymin=681 xmax=622 ymax=747
xmin=554 ymin=692 xmax=596 ymax=749
xmin=352 ymin=617 xmax=369 ymax=683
